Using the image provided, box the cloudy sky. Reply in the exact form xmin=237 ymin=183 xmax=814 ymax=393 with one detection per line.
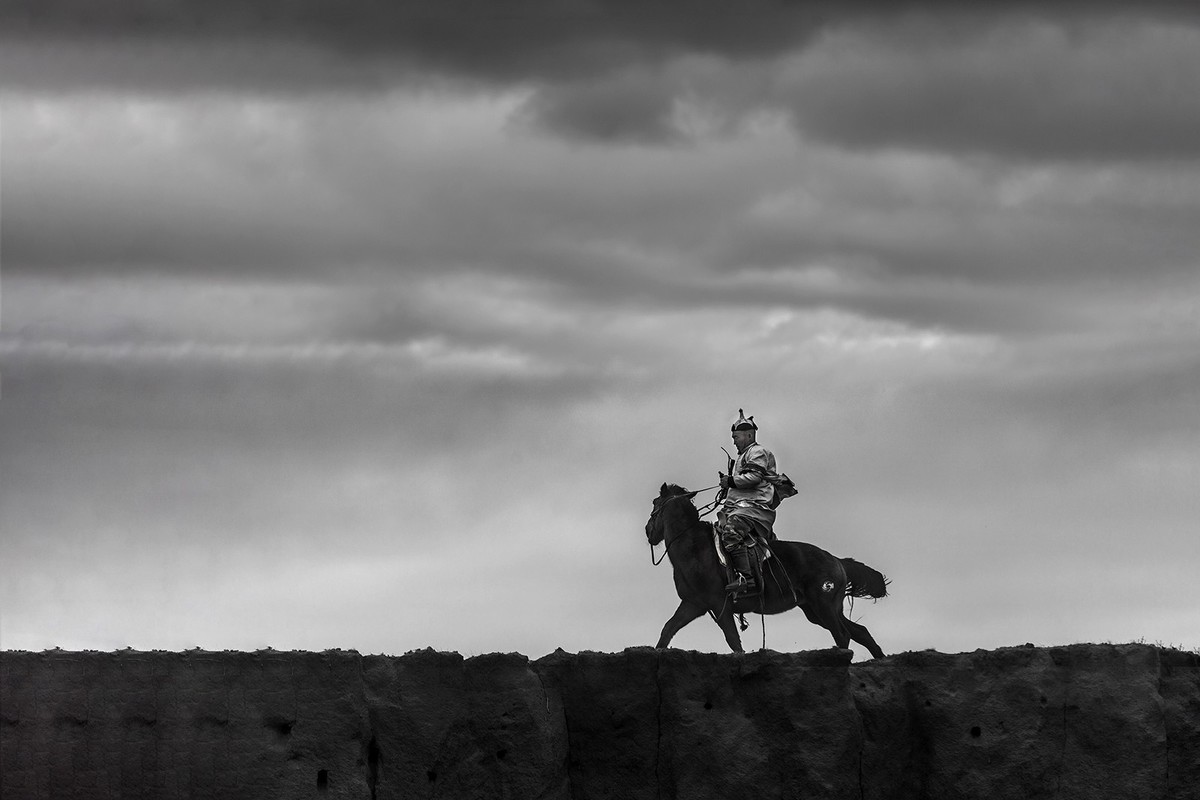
xmin=3 ymin=1 xmax=1198 ymax=660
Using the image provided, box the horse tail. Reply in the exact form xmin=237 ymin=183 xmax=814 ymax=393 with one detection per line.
xmin=840 ymin=558 xmax=889 ymax=599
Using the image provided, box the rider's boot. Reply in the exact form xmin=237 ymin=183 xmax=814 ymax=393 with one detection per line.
xmin=724 ymin=545 xmax=758 ymax=596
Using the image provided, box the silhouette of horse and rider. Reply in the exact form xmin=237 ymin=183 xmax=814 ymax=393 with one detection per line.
xmin=644 ymin=411 xmax=889 ymax=658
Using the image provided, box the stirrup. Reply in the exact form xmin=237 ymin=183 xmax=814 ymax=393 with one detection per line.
xmin=725 ymin=574 xmax=758 ymax=596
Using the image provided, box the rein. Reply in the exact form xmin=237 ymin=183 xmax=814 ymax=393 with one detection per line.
xmin=696 ymin=495 xmax=722 ymax=518
xmin=648 ymin=485 xmax=720 ymax=566
xmin=649 ymin=537 xmax=677 ymax=566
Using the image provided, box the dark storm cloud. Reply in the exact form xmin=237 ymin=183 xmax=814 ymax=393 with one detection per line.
xmin=0 ymin=0 xmax=828 ymax=101
xmin=2 ymin=0 xmax=827 ymax=77
xmin=6 ymin=1 xmax=1199 ymax=155
xmin=10 ymin=148 xmax=1196 ymax=295
xmin=7 ymin=1 xmax=1195 ymax=70
xmin=533 ymin=16 xmax=1200 ymax=152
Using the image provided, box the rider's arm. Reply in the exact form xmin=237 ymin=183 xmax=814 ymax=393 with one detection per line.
xmin=729 ymin=447 xmax=770 ymax=488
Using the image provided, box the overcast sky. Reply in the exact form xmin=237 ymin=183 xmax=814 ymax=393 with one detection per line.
xmin=3 ymin=1 xmax=1198 ymax=659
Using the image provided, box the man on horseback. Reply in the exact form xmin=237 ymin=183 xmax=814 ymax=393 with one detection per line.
xmin=717 ymin=409 xmax=797 ymax=597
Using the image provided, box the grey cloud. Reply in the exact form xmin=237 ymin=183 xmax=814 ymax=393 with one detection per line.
xmin=5 ymin=1 xmax=1194 ymax=78
xmin=1 ymin=196 xmax=404 ymax=275
xmin=0 ymin=345 xmax=604 ymax=437
xmin=10 ymin=141 xmax=1196 ymax=339
xmin=1 ymin=142 xmax=394 ymax=274
xmin=948 ymin=343 xmax=1200 ymax=448
xmin=1 ymin=0 xmax=830 ymax=84
xmin=7 ymin=61 xmax=1199 ymax=344
xmin=4 ymin=86 xmax=765 ymax=278
xmin=787 ymin=338 xmax=1200 ymax=567
xmin=519 ymin=69 xmax=685 ymax=144
xmin=526 ymin=16 xmax=1200 ymax=158
xmin=710 ymin=197 xmax=1200 ymax=285
xmin=0 ymin=353 xmax=610 ymax=554
xmin=6 ymin=1 xmax=1200 ymax=161
xmin=777 ymin=19 xmax=1200 ymax=161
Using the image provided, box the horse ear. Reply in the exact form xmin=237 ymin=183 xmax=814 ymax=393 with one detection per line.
xmin=685 ymin=491 xmax=699 ymax=501
xmin=660 ymin=482 xmax=669 ymax=494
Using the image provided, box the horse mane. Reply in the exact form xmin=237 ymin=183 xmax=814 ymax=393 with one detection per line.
xmin=662 ymin=484 xmax=703 ymax=528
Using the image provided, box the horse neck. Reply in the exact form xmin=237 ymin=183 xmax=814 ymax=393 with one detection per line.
xmin=663 ymin=506 xmax=707 ymax=554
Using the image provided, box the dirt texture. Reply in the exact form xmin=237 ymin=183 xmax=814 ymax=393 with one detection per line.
xmin=2 ymin=643 xmax=1197 ymax=799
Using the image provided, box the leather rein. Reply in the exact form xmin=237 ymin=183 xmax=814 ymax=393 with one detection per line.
xmin=648 ymin=485 xmax=721 ymax=566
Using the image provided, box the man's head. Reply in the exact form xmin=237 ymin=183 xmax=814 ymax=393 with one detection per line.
xmin=730 ymin=408 xmax=758 ymax=452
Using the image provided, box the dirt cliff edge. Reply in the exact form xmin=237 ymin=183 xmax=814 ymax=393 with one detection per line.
xmin=3 ymin=643 xmax=1197 ymax=799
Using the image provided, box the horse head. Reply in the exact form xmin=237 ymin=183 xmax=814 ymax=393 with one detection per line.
xmin=645 ymin=482 xmax=697 ymax=546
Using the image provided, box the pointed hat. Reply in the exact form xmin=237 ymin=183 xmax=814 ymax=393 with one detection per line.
xmin=731 ymin=408 xmax=758 ymax=432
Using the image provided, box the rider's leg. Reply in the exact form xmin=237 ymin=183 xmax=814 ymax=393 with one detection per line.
xmin=720 ymin=515 xmax=759 ymax=595
xmin=724 ymin=544 xmax=758 ymax=594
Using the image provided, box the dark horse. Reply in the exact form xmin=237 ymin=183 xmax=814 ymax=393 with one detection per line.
xmin=645 ymin=482 xmax=889 ymax=658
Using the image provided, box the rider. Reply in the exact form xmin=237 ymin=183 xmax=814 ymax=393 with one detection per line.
xmin=717 ymin=409 xmax=796 ymax=596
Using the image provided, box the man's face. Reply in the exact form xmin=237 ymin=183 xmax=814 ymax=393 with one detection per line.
xmin=731 ymin=428 xmax=755 ymax=452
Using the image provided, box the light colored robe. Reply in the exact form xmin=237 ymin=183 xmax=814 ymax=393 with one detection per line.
xmin=718 ymin=441 xmax=796 ymax=541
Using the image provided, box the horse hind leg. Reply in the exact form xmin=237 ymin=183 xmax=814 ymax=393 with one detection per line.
xmin=842 ymin=614 xmax=885 ymax=659
xmin=713 ymin=606 xmax=745 ymax=653
xmin=809 ymin=583 xmax=852 ymax=650
xmin=825 ymin=608 xmax=852 ymax=650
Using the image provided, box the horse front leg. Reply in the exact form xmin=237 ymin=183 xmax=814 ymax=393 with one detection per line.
xmin=655 ymin=600 xmax=706 ymax=648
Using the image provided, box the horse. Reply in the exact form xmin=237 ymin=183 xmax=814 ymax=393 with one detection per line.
xmin=645 ymin=482 xmax=889 ymax=658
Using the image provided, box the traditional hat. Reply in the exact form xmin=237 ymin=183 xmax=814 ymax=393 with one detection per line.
xmin=731 ymin=408 xmax=758 ymax=431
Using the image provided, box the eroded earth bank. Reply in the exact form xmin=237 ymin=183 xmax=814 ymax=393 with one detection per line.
xmin=2 ymin=643 xmax=1198 ymax=799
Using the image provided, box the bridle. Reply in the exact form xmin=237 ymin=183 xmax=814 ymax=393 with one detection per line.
xmin=647 ymin=485 xmax=720 ymax=565
xmin=647 ymin=495 xmax=679 ymax=565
